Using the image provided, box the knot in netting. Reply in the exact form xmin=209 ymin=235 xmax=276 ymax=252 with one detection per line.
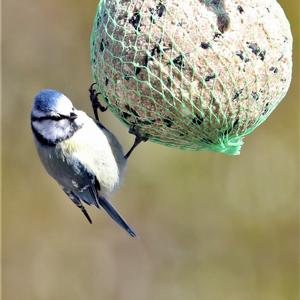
xmin=90 ymin=0 xmax=292 ymax=155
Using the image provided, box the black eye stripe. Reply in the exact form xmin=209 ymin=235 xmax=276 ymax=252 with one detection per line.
xmin=31 ymin=114 xmax=70 ymax=122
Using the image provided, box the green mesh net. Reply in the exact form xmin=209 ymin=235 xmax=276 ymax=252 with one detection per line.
xmin=90 ymin=0 xmax=292 ymax=155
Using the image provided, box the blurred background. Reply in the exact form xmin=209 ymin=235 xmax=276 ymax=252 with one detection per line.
xmin=2 ymin=0 xmax=299 ymax=299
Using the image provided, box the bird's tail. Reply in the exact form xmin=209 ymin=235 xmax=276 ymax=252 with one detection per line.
xmin=98 ymin=196 xmax=136 ymax=238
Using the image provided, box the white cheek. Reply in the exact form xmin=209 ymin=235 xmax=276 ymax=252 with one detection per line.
xmin=42 ymin=120 xmax=60 ymax=139
xmin=32 ymin=120 xmax=44 ymax=133
xmin=32 ymin=119 xmax=71 ymax=140
xmin=55 ymin=120 xmax=70 ymax=138
xmin=33 ymin=120 xmax=54 ymax=138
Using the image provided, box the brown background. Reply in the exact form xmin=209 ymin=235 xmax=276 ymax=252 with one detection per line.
xmin=2 ymin=1 xmax=299 ymax=299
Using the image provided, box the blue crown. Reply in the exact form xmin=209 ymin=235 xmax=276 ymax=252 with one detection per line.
xmin=34 ymin=89 xmax=65 ymax=112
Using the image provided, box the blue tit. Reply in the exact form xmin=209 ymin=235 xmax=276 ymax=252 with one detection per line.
xmin=31 ymin=89 xmax=140 ymax=237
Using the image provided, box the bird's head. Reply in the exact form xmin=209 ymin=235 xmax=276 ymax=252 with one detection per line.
xmin=31 ymin=89 xmax=81 ymax=145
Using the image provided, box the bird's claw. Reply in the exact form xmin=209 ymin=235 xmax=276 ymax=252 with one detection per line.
xmin=124 ymin=125 xmax=148 ymax=159
xmin=89 ymin=83 xmax=108 ymax=120
xmin=129 ymin=125 xmax=149 ymax=143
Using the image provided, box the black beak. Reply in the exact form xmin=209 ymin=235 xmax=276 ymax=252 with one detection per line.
xmin=69 ymin=112 xmax=78 ymax=120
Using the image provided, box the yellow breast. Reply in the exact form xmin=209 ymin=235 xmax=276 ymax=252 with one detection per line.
xmin=58 ymin=112 xmax=123 ymax=196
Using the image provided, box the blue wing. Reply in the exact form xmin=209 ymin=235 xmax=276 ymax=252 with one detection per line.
xmin=64 ymin=167 xmax=136 ymax=237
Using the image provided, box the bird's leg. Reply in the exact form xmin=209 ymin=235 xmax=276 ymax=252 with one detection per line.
xmin=124 ymin=126 xmax=149 ymax=159
xmin=89 ymin=83 xmax=107 ymax=121
xmin=77 ymin=202 xmax=93 ymax=224
xmin=64 ymin=189 xmax=93 ymax=224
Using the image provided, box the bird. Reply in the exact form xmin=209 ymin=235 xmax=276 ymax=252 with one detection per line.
xmin=31 ymin=88 xmax=146 ymax=237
